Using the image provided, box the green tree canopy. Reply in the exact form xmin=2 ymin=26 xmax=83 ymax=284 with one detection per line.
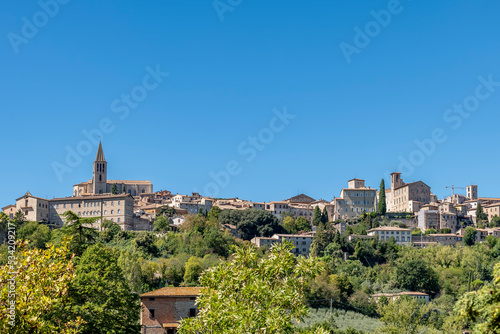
xmin=178 ymin=242 xmax=322 ymax=334
xmin=218 ymin=209 xmax=282 ymax=240
xmin=69 ymin=243 xmax=140 ymax=334
xmin=464 ymin=226 xmax=477 ymax=246
xmin=0 ymin=238 xmax=83 ymax=333
xmin=395 ymin=259 xmax=440 ymax=294
xmin=312 ymin=206 xmax=322 ymax=226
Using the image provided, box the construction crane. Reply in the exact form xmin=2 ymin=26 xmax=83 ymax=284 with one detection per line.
xmin=445 ymin=185 xmax=465 ymax=197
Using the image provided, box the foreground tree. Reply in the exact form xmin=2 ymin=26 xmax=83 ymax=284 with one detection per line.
xmin=56 ymin=211 xmax=100 ymax=256
xmin=378 ymin=179 xmax=386 ymax=215
xmin=68 ymin=243 xmax=140 ymax=334
xmin=376 ymin=296 xmax=433 ymax=334
xmin=455 ymin=262 xmax=500 ymax=333
xmin=178 ymin=242 xmax=322 ymax=334
xmin=0 ymin=238 xmax=83 ymax=333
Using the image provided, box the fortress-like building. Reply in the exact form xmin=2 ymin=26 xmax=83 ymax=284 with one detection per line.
xmin=73 ymin=142 xmax=153 ymax=196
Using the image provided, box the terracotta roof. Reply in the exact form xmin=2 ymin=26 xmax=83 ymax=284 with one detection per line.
xmin=51 ymin=194 xmax=132 ymax=201
xmin=15 ymin=191 xmax=48 ymax=201
xmin=367 ymin=226 xmax=411 ymax=232
xmin=140 ymin=287 xmax=203 ymax=297
xmin=163 ymin=323 xmax=180 ymax=328
xmin=107 ymin=180 xmax=152 ymax=185
xmin=2 ymin=204 xmax=15 ymax=210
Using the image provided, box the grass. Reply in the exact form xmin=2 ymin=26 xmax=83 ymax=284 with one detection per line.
xmin=300 ymin=308 xmax=381 ymax=333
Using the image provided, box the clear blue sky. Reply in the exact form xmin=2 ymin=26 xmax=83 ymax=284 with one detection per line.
xmin=1 ymin=0 xmax=500 ymax=206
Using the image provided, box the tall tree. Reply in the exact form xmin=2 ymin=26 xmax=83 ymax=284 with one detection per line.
xmin=207 ymin=206 xmax=222 ymax=221
xmin=69 ymin=243 xmax=140 ymax=334
xmin=378 ymin=179 xmax=387 ymax=215
xmin=110 ymin=183 xmax=118 ymax=195
xmin=476 ymin=202 xmax=488 ymax=223
xmin=312 ymin=206 xmax=322 ymax=226
xmin=321 ymin=207 xmax=329 ymax=224
xmin=177 ymin=242 xmax=322 ymax=334
xmin=464 ymin=226 xmax=477 ymax=246
xmin=57 ymin=211 xmax=99 ymax=256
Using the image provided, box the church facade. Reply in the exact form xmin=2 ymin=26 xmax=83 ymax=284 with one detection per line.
xmin=72 ymin=142 xmax=153 ymax=196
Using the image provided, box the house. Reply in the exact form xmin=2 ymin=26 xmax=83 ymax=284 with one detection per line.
xmin=367 ymin=226 xmax=412 ymax=246
xmin=250 ymin=233 xmax=314 ymax=256
xmin=140 ymin=287 xmax=202 ymax=334
xmin=371 ymin=291 xmax=429 ymax=303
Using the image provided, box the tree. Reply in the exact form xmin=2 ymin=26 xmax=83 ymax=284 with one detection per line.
xmin=424 ymin=228 xmax=437 ymax=235
xmin=476 ymin=202 xmax=488 ymax=222
xmin=321 ymin=207 xmax=329 ymax=224
xmin=455 ymin=262 xmax=500 ymax=333
xmin=17 ymin=221 xmax=51 ymax=249
xmin=157 ymin=205 xmax=176 ymax=218
xmin=207 ymin=206 xmax=222 ymax=221
xmin=0 ymin=238 xmax=83 ymax=333
xmin=395 ymin=259 xmax=440 ymax=294
xmin=489 ymin=215 xmax=500 ymax=228
xmin=313 ymin=206 xmax=322 ymax=226
xmin=57 ymin=211 xmax=99 ymax=256
xmin=376 ymin=296 xmax=433 ymax=334
xmin=311 ymin=222 xmax=334 ymax=258
xmin=464 ymin=226 xmax=477 ymax=246
xmin=177 ymin=242 xmax=322 ymax=334
xmin=282 ymin=216 xmax=297 ymax=234
xmin=378 ymin=179 xmax=386 ymax=215
xmin=153 ymin=215 xmax=170 ymax=233
xmin=439 ymin=228 xmax=452 ymax=234
xmin=183 ymin=256 xmax=203 ymax=285
xmin=111 ymin=183 xmax=118 ymax=194
xmin=218 ymin=209 xmax=282 ymax=240
xmin=296 ymin=217 xmax=311 ymax=233
xmin=69 ymin=243 xmax=140 ymax=334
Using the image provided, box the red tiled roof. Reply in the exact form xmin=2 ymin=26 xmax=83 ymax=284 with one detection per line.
xmin=140 ymin=287 xmax=203 ymax=297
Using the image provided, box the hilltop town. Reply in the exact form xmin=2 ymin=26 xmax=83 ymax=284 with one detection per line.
xmin=4 ymin=143 xmax=498 ymax=249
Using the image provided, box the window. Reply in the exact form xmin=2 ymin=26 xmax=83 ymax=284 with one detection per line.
xmin=118 ymin=201 xmax=120 ymax=205
xmin=118 ymin=209 xmax=121 ymax=214
xmin=189 ymin=308 xmax=197 ymax=317
xmin=104 ymin=210 xmax=107 ymax=215
xmin=117 ymin=218 xmax=121 ymax=222
xmin=149 ymin=309 xmax=155 ymax=319
xmin=111 ymin=210 xmax=114 ymax=214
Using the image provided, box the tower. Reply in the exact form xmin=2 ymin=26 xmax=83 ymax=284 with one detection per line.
xmin=92 ymin=142 xmax=107 ymax=194
xmin=466 ymin=185 xmax=478 ymax=200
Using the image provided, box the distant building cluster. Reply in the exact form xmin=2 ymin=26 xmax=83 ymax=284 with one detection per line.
xmin=3 ymin=143 xmax=500 ymax=249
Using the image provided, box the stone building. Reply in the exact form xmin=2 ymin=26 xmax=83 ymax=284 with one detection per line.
xmin=73 ymin=142 xmax=153 ymax=196
xmin=140 ymin=287 xmax=202 ymax=334
xmin=251 ymin=233 xmax=314 ymax=256
xmin=367 ymin=226 xmax=412 ymax=246
xmin=332 ymin=178 xmax=377 ymax=220
xmin=385 ymin=172 xmax=431 ymax=213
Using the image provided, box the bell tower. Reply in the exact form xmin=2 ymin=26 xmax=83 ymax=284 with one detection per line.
xmin=92 ymin=142 xmax=107 ymax=194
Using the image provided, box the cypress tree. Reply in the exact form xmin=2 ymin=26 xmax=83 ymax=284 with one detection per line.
xmin=312 ymin=206 xmax=322 ymax=226
xmin=321 ymin=207 xmax=328 ymax=223
xmin=378 ymin=179 xmax=387 ymax=215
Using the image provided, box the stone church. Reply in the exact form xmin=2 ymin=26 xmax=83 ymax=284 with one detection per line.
xmin=73 ymin=142 xmax=153 ymax=196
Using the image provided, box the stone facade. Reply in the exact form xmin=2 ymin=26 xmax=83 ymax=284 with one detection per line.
xmin=140 ymin=287 xmax=202 ymax=334
xmin=251 ymin=233 xmax=313 ymax=256
xmin=367 ymin=226 xmax=412 ymax=246
xmin=386 ymin=172 xmax=431 ymax=213
xmin=333 ymin=179 xmax=377 ymax=220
